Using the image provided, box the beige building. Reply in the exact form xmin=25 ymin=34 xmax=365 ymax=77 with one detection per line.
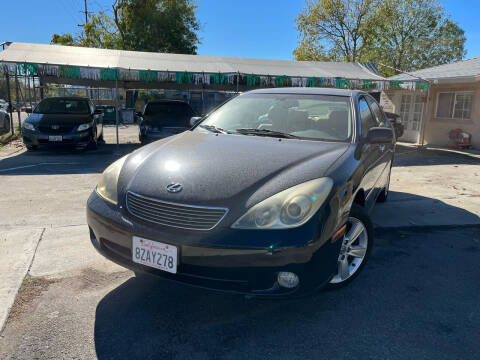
xmin=380 ymin=58 xmax=480 ymax=148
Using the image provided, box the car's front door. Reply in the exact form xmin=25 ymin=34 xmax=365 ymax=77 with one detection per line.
xmin=366 ymin=96 xmax=395 ymax=196
xmin=357 ymin=96 xmax=384 ymax=211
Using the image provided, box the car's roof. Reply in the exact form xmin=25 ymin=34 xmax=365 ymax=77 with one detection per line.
xmin=42 ymin=96 xmax=90 ymax=101
xmin=245 ymin=87 xmax=366 ymax=97
xmin=147 ymin=99 xmax=189 ymax=104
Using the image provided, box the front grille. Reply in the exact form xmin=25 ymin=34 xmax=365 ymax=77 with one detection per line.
xmin=38 ymin=124 xmax=75 ymax=133
xmin=126 ymin=191 xmax=228 ymax=231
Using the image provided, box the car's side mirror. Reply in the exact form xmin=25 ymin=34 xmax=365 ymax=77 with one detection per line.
xmin=367 ymin=127 xmax=394 ymax=144
xmin=94 ymin=109 xmax=103 ymax=115
xmin=136 ymin=111 xmax=143 ymax=117
xmin=25 ymin=107 xmax=32 ymax=113
xmin=190 ymin=116 xmax=202 ymax=126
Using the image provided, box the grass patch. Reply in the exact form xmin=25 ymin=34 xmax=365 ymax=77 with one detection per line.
xmin=0 ymin=126 xmax=22 ymax=149
xmin=8 ymin=276 xmax=57 ymax=321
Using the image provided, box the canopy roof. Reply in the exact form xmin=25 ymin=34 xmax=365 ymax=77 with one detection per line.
xmin=389 ymin=57 xmax=480 ymax=83
xmin=0 ymin=42 xmax=384 ymax=80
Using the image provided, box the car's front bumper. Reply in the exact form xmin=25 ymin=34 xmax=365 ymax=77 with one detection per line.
xmin=23 ymin=128 xmax=93 ymax=147
xmin=87 ymin=191 xmax=343 ymax=297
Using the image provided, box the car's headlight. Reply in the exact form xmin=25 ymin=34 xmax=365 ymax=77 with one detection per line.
xmin=231 ymin=178 xmax=333 ymax=229
xmin=23 ymin=122 xmax=35 ymax=130
xmin=96 ymin=156 xmax=128 ymax=205
xmin=78 ymin=122 xmax=93 ymax=131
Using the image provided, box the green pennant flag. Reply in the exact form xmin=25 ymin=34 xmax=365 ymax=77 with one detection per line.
xmin=139 ymin=70 xmax=158 ymax=83
xmin=275 ymin=75 xmax=292 ymax=87
xmin=210 ymin=73 xmax=228 ymax=85
xmin=306 ymin=77 xmax=322 ymax=87
xmin=389 ymin=80 xmax=402 ymax=89
xmin=100 ymin=68 xmax=119 ymax=81
xmin=415 ymin=82 xmax=429 ymax=92
xmin=17 ymin=63 xmax=39 ymax=76
xmin=176 ymin=72 xmax=193 ymax=84
xmin=246 ymin=75 xmax=259 ymax=87
xmin=61 ymin=66 xmax=81 ymax=79
xmin=336 ymin=78 xmax=350 ymax=89
xmin=363 ymin=80 xmax=374 ymax=89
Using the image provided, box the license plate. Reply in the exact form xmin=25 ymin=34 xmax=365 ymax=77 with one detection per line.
xmin=132 ymin=236 xmax=178 ymax=274
xmin=48 ymin=135 xmax=62 ymax=142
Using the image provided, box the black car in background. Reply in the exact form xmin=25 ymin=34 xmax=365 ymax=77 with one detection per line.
xmin=138 ymin=100 xmax=195 ymax=144
xmin=22 ymin=97 xmax=104 ymax=151
xmin=87 ymin=88 xmax=395 ymax=297
xmin=384 ymin=112 xmax=404 ymax=139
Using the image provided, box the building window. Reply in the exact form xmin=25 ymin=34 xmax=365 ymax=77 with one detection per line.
xmin=436 ymin=92 xmax=473 ymax=120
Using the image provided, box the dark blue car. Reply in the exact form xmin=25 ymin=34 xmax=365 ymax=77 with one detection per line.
xmin=138 ymin=100 xmax=195 ymax=144
xmin=88 ymin=88 xmax=395 ymax=297
xmin=22 ymin=97 xmax=103 ymax=150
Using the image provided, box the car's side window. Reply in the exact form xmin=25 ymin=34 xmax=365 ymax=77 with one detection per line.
xmin=366 ymin=96 xmax=386 ymax=127
xmin=359 ymin=97 xmax=376 ymax=136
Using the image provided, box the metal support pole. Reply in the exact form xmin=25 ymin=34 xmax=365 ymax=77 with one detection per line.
xmin=27 ymin=74 xmax=33 ymax=111
xmin=14 ymin=68 xmax=21 ymax=131
xmin=420 ymin=87 xmax=430 ymax=148
xmin=5 ymin=69 xmax=14 ymax=135
xmin=39 ymin=77 xmax=45 ymax=99
xmin=115 ymin=71 xmax=120 ymax=152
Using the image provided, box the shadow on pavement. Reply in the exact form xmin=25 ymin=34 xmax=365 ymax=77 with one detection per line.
xmin=394 ymin=145 xmax=479 ymax=167
xmin=372 ymin=191 xmax=480 ymax=228
xmin=0 ymin=143 xmax=141 ymax=175
xmin=94 ymin=225 xmax=480 ymax=360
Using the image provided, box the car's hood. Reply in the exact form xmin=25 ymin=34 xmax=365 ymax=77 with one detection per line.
xmin=26 ymin=113 xmax=92 ymax=126
xmin=119 ymin=131 xmax=349 ymax=209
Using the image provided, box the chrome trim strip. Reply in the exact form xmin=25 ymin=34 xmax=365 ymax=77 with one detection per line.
xmin=126 ymin=191 xmax=229 ymax=231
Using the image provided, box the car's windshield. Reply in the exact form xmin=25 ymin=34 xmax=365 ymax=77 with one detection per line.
xmin=197 ymin=93 xmax=352 ymax=141
xmin=144 ymin=102 xmax=193 ymax=126
xmin=34 ymin=98 xmax=90 ymax=115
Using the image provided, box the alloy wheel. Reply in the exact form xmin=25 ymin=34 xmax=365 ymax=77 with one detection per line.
xmin=329 ymin=217 xmax=368 ymax=284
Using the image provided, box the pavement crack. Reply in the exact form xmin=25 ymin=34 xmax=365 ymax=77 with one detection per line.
xmin=27 ymin=228 xmax=46 ymax=276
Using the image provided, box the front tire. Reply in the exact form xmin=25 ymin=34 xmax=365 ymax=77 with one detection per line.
xmin=328 ymin=204 xmax=374 ymax=289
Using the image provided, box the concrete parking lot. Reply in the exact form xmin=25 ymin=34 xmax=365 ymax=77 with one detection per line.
xmin=0 ymin=132 xmax=479 ymax=359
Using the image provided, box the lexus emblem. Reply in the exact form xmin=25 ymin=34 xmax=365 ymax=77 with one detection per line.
xmin=166 ymin=183 xmax=183 ymax=193
xmin=51 ymin=125 xmax=60 ymax=130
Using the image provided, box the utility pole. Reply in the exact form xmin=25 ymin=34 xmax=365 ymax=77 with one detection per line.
xmin=78 ymin=0 xmax=88 ymax=27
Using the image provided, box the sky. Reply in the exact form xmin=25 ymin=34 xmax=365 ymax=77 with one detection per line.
xmin=1 ymin=0 xmax=479 ymax=60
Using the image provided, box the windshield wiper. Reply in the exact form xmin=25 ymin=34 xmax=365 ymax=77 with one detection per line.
xmin=199 ymin=124 xmax=231 ymax=134
xmin=235 ymin=128 xmax=300 ymax=139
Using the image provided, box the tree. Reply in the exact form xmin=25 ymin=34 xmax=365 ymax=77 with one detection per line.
xmin=294 ymin=0 xmax=466 ymax=75
xmin=51 ymin=0 xmax=200 ymax=54
xmin=367 ymin=0 xmax=466 ymax=76
xmin=112 ymin=0 xmax=200 ymax=53
xmin=294 ymin=0 xmax=377 ymax=62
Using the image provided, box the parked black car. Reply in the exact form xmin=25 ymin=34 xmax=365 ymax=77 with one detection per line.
xmin=384 ymin=112 xmax=404 ymax=139
xmin=22 ymin=97 xmax=104 ymax=151
xmin=138 ymin=100 xmax=195 ymax=144
xmin=87 ymin=88 xmax=395 ymax=297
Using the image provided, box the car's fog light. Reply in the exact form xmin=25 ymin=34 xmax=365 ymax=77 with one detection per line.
xmin=277 ymin=272 xmax=299 ymax=288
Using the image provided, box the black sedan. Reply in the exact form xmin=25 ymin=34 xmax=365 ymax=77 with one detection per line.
xmin=87 ymin=88 xmax=395 ymax=297
xmin=138 ymin=100 xmax=195 ymax=144
xmin=384 ymin=111 xmax=404 ymax=139
xmin=22 ymin=97 xmax=103 ymax=151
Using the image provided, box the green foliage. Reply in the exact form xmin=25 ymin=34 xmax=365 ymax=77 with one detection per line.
xmin=294 ymin=0 xmax=467 ymax=75
xmin=367 ymin=0 xmax=466 ymax=76
xmin=50 ymin=0 xmax=200 ymax=54
xmin=294 ymin=0 xmax=377 ymax=62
